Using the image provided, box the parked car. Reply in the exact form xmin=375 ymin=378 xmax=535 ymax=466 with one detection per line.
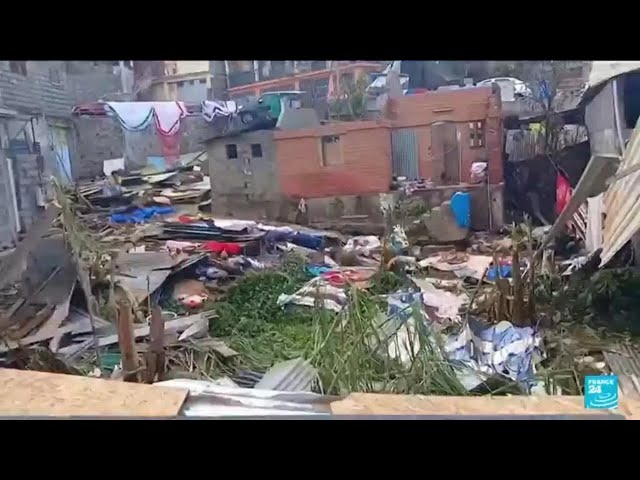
xmin=476 ymin=77 xmax=532 ymax=98
xmin=239 ymin=91 xmax=305 ymax=128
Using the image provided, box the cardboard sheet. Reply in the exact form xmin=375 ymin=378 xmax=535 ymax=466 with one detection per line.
xmin=0 ymin=369 xmax=187 ymax=417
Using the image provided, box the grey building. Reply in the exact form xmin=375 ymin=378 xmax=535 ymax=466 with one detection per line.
xmin=205 ymin=129 xmax=280 ymax=216
xmin=0 ymin=60 xmax=131 ymax=248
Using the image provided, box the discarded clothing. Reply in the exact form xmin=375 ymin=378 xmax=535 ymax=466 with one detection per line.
xmin=307 ymin=265 xmax=334 ymax=277
xmin=263 ymin=230 xmax=325 ymax=251
xmin=469 ymin=162 xmax=487 ymax=184
xmin=202 ymin=100 xmax=238 ymax=122
xmin=111 ymin=206 xmax=175 ymax=224
xmin=344 ymin=236 xmax=381 ymax=255
xmin=291 ymin=233 xmax=324 ymax=250
xmin=196 ymin=265 xmax=229 ymax=280
xmin=450 ymin=192 xmax=471 ymax=229
xmin=202 ymin=241 xmax=242 ymax=256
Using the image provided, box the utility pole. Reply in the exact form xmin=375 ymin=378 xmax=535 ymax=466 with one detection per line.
xmin=208 ymin=61 xmax=228 ymax=100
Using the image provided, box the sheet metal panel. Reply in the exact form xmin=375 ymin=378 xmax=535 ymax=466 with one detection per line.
xmin=600 ymin=121 xmax=640 ymax=265
xmin=391 ymin=128 xmax=419 ymax=180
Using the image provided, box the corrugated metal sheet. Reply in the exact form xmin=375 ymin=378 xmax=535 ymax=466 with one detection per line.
xmin=506 ymin=126 xmax=588 ymax=163
xmin=586 ymin=61 xmax=640 ymax=91
xmin=600 ymin=122 xmax=640 ymax=266
xmin=155 ymin=379 xmax=334 ymax=417
xmin=603 ymin=343 xmax=640 ymax=398
xmin=254 ymin=358 xmax=318 ymax=392
xmin=391 ymin=128 xmax=419 ymax=180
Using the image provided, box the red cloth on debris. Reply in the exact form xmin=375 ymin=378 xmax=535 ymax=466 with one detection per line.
xmin=158 ymin=130 xmax=181 ymax=165
xmin=202 ymin=241 xmax=242 ymax=256
xmin=178 ymin=215 xmax=198 ymax=224
xmin=556 ymin=172 xmax=572 ymax=216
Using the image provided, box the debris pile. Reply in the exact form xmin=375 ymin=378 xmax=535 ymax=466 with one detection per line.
xmin=1 ymin=157 xmax=638 ymax=410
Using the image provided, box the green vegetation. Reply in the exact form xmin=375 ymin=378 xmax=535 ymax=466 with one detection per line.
xmin=209 ymin=255 xmax=470 ymax=396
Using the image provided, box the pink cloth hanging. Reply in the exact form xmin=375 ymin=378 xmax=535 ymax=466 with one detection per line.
xmin=159 ymin=130 xmax=182 ymax=164
xmin=154 ymin=101 xmax=188 ymax=136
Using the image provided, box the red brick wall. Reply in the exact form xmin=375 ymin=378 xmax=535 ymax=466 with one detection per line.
xmin=274 ymin=122 xmax=392 ymax=198
xmin=387 ymin=88 xmax=503 ymax=185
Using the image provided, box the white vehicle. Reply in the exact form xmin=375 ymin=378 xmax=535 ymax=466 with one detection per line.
xmin=476 ymin=77 xmax=532 ymax=98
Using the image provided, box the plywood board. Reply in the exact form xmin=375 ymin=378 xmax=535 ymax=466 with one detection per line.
xmin=0 ymin=369 xmax=187 ymax=417
xmin=330 ymin=393 xmax=640 ymax=419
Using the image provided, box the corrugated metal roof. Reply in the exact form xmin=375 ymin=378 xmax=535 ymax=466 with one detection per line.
xmin=600 ymin=122 xmax=640 ymax=266
xmin=155 ymin=379 xmax=334 ymax=417
xmin=254 ymin=358 xmax=318 ymax=392
xmin=586 ymin=61 xmax=640 ymax=90
xmin=603 ymin=343 xmax=640 ymax=398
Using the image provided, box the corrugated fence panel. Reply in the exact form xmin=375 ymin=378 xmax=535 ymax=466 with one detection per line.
xmin=391 ymin=128 xmax=419 ymax=180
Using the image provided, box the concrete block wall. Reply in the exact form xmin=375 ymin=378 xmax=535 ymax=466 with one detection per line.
xmin=274 ymin=121 xmax=392 ymax=199
xmin=71 ymin=117 xmax=124 ymax=179
xmin=71 ymin=115 xmax=215 ymax=179
xmin=207 ymin=130 xmax=279 ymax=201
xmin=0 ymin=68 xmax=73 ymax=118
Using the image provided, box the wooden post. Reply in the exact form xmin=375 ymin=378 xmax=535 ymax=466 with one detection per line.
xmin=117 ymin=301 xmax=139 ymax=382
xmin=145 ymin=306 xmax=166 ymax=384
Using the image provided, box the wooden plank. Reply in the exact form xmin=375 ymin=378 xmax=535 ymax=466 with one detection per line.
xmin=330 ymin=393 xmax=640 ymax=418
xmin=117 ymin=302 xmax=139 ymax=382
xmin=144 ymin=306 xmax=165 ymax=384
xmin=0 ymin=313 xmax=205 ymax=353
xmin=0 ymin=369 xmax=187 ymax=417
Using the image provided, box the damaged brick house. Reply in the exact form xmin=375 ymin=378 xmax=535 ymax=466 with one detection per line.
xmin=207 ymin=86 xmax=504 ymax=229
xmin=0 ymin=61 xmax=133 ymax=248
xmin=272 ymin=87 xmax=504 ymax=228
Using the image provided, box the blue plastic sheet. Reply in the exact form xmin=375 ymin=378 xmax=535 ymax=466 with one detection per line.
xmin=263 ymin=230 xmax=325 ymax=251
xmin=487 ymin=265 xmax=512 ymax=280
xmin=111 ymin=206 xmax=175 ymax=224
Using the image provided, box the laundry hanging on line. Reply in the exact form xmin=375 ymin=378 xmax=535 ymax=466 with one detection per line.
xmin=201 ymin=100 xmax=238 ymax=122
xmin=106 ymin=102 xmax=155 ymax=131
xmin=154 ymin=102 xmax=188 ymax=136
xmin=106 ymin=102 xmax=188 ymax=134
